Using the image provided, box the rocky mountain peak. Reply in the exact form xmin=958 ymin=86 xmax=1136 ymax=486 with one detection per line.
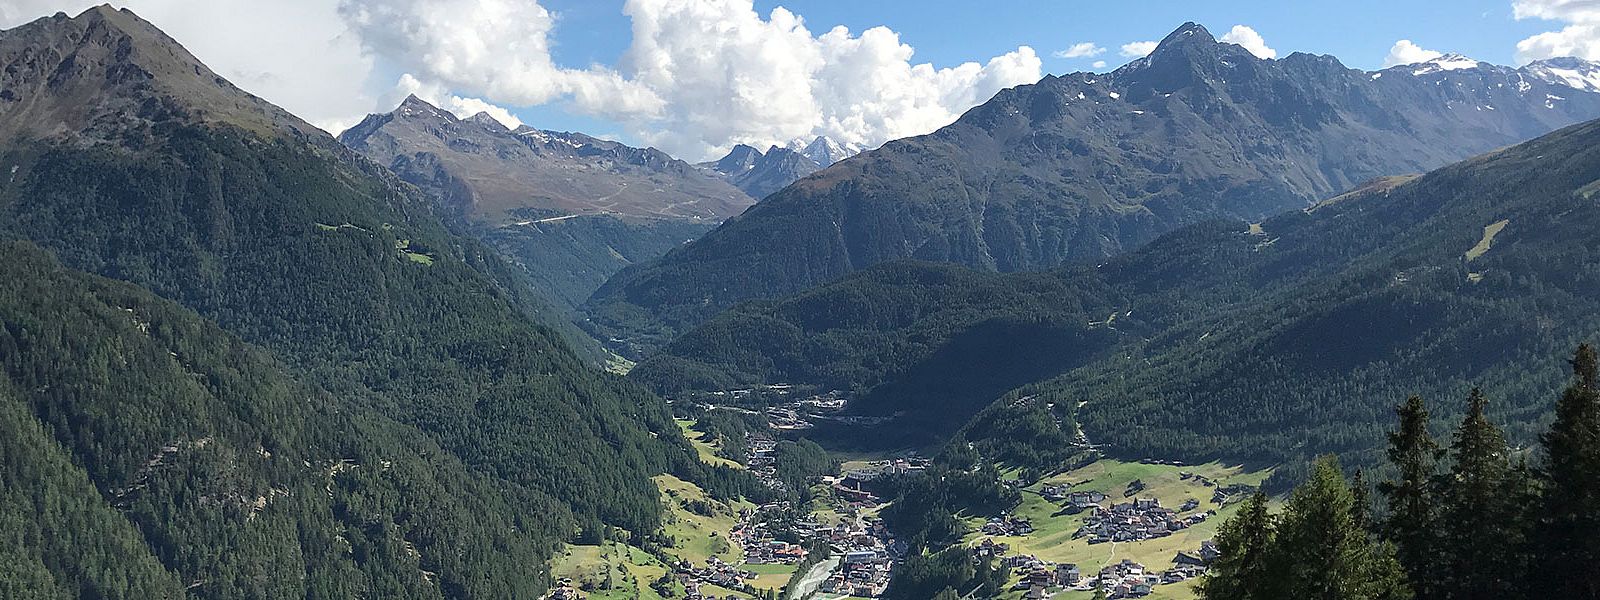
xmin=466 ymin=111 xmax=509 ymax=132
xmin=0 ymin=4 xmax=317 ymax=141
xmin=713 ymin=144 xmax=764 ymax=173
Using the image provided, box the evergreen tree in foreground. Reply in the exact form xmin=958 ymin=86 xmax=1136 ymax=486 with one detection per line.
xmin=1536 ymin=344 xmax=1600 ymax=599
xmin=1377 ymin=396 xmax=1442 ymax=599
xmin=1437 ymin=388 xmax=1522 ymax=600
xmin=1200 ymin=491 xmax=1276 ymax=600
xmin=1205 ymin=457 xmax=1409 ymax=600
xmin=1273 ymin=456 xmax=1411 ymax=600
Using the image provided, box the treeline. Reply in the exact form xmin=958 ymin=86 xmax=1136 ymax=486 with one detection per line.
xmin=1203 ymin=346 xmax=1600 ymax=599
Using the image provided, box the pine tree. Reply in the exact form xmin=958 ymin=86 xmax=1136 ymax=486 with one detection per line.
xmin=1377 ymin=395 xmax=1441 ymax=598
xmin=1200 ymin=491 xmax=1276 ymax=600
xmin=1350 ymin=469 xmax=1372 ymax=534
xmin=1274 ymin=456 xmax=1412 ymax=600
xmin=1437 ymin=388 xmax=1517 ymax=600
xmin=1536 ymin=344 xmax=1600 ymax=599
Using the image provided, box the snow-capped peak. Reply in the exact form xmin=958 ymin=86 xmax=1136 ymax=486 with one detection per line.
xmin=1411 ymin=53 xmax=1484 ymax=76
xmin=1523 ymin=57 xmax=1600 ymax=93
xmin=790 ymin=135 xmax=862 ymax=166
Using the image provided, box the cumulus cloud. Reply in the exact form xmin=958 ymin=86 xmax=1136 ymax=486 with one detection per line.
xmin=1120 ymin=41 xmax=1159 ymax=58
xmin=1220 ymin=25 xmax=1277 ymax=59
xmin=336 ymin=0 xmax=663 ymax=120
xmin=0 ymin=0 xmax=378 ymax=134
xmin=1383 ymin=39 xmax=1445 ymax=67
xmin=1513 ymin=0 xmax=1600 ymax=62
xmin=5 ymin=0 xmax=1044 ymax=160
xmin=610 ymin=0 xmax=1040 ymax=159
xmin=1092 ymin=60 xmax=1108 ymax=69
xmin=1054 ymin=42 xmax=1105 ymax=59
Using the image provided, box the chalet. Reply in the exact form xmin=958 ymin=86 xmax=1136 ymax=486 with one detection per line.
xmin=1056 ymin=563 xmax=1082 ymax=586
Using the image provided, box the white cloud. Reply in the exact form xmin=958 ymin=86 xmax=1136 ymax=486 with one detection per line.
xmin=1092 ymin=60 xmax=1108 ymax=69
xmin=5 ymin=0 xmax=1044 ymax=160
xmin=1219 ymin=25 xmax=1276 ymax=59
xmin=611 ymin=0 xmax=1040 ymax=160
xmin=1053 ymin=42 xmax=1105 ymax=59
xmin=1513 ymin=0 xmax=1600 ymax=62
xmin=0 ymin=0 xmax=378 ymax=134
xmin=1120 ymin=41 xmax=1159 ymax=58
xmin=1383 ymin=39 xmax=1445 ymax=67
xmin=336 ymin=0 xmax=663 ymax=121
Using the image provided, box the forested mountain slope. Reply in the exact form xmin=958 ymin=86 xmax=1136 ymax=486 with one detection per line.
xmin=0 ymin=242 xmax=586 ymax=598
xmin=638 ymin=115 xmax=1600 ymax=469
xmin=587 ymin=23 xmax=1600 ymax=355
xmin=0 ymin=7 xmax=750 ymax=595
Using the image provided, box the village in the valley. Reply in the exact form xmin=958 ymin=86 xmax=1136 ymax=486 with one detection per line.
xmin=544 ymin=385 xmax=1263 ymax=600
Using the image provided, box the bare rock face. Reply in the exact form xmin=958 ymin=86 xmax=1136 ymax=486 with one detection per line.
xmin=0 ymin=5 xmax=317 ymax=143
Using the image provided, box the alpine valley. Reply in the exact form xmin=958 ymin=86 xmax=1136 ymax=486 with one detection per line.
xmin=6 ymin=5 xmax=1600 ymax=600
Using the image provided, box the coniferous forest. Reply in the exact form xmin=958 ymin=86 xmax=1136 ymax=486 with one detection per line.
xmin=1202 ymin=346 xmax=1600 ymax=600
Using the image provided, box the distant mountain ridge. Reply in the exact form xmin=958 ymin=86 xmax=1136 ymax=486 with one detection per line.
xmin=701 ymin=143 xmax=822 ymax=199
xmin=338 ymin=95 xmax=755 ymax=309
xmin=699 ymin=135 xmax=862 ymax=199
xmin=637 ymin=114 xmax=1600 ymax=472
xmin=585 ymin=22 xmax=1600 ymax=356
xmin=340 ymin=94 xmax=753 ymax=222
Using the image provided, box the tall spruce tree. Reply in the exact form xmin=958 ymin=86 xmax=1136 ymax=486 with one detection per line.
xmin=1378 ymin=396 xmax=1442 ymax=598
xmin=1350 ymin=470 xmax=1372 ymax=534
xmin=1536 ymin=344 xmax=1600 ymax=599
xmin=1274 ymin=456 xmax=1411 ymax=600
xmin=1438 ymin=388 xmax=1519 ymax=600
xmin=1201 ymin=491 xmax=1277 ymax=600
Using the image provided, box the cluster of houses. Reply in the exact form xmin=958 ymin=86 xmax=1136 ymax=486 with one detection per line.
xmin=671 ymin=556 xmax=758 ymax=594
xmin=1175 ymin=471 xmax=1256 ymax=505
xmin=970 ymin=538 xmax=1219 ymax=599
xmin=544 ymin=578 xmax=583 ymax=600
xmin=819 ymin=547 xmax=894 ymax=597
xmin=828 ymin=456 xmax=930 ymax=505
xmin=725 ymin=495 xmax=902 ymax=598
xmin=968 ymin=540 xmax=1088 ymax=599
xmin=982 ymin=513 xmax=1036 ymax=536
xmin=806 ymin=513 xmax=902 ymax=598
xmin=1074 ymin=497 xmax=1214 ymax=544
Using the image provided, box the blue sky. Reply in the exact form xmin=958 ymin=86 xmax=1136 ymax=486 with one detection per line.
xmin=6 ymin=0 xmax=1592 ymax=161
xmin=545 ymin=0 xmax=1541 ymax=70
xmin=515 ymin=0 xmax=1563 ymax=148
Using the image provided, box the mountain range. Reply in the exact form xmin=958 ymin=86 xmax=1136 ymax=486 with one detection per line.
xmin=338 ymin=95 xmax=754 ymax=310
xmin=636 ymin=109 xmax=1600 ymax=471
xmin=585 ymin=23 xmax=1600 ymax=356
